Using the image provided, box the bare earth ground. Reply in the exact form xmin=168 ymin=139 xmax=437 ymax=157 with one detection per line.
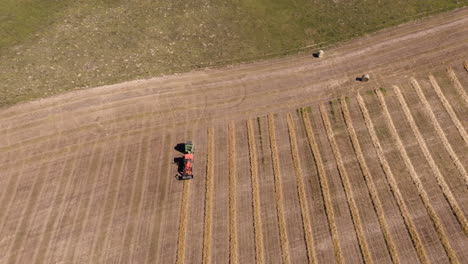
xmin=0 ymin=7 xmax=468 ymax=264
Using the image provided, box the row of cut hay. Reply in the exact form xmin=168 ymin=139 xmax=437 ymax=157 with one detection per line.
xmin=356 ymin=94 xmax=430 ymax=264
xmin=375 ymin=89 xmax=460 ymax=264
xmin=411 ymin=78 xmax=468 ymax=186
xmin=339 ymin=97 xmax=400 ymax=263
xmin=301 ymin=110 xmax=344 ymax=264
xmin=228 ymin=121 xmax=238 ymax=264
xmin=393 ymin=86 xmax=468 ymax=235
xmin=429 ymin=75 xmax=468 ymax=144
xmin=319 ymin=104 xmax=372 ymax=264
xmin=446 ymin=67 xmax=468 ymax=105
xmin=247 ymin=119 xmax=265 ymax=264
xmin=202 ymin=128 xmax=215 ymax=264
xmin=175 ymin=181 xmax=191 ymax=264
xmin=464 ymin=61 xmax=468 ymax=73
xmin=286 ymin=113 xmax=317 ymax=264
xmin=267 ymin=113 xmax=291 ymax=264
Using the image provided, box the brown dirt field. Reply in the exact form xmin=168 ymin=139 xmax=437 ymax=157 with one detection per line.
xmin=1 ymin=7 xmax=468 ymax=264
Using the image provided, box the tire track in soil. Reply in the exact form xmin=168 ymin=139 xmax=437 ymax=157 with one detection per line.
xmin=375 ymin=89 xmax=460 ymax=264
xmin=247 ymin=119 xmax=265 ymax=264
xmin=340 ymin=97 xmax=400 ymax=263
xmin=286 ymin=113 xmax=317 ymax=264
xmin=393 ymin=85 xmax=468 ymax=234
xmin=411 ymin=78 xmax=468 ymax=186
xmin=61 ymin=136 xmax=105 ymax=263
xmin=429 ymin=75 xmax=468 ymax=144
xmin=126 ymin=128 xmax=160 ymax=263
xmin=319 ymin=104 xmax=373 ymax=264
xmin=51 ymin=138 xmax=102 ymax=263
xmin=101 ymin=129 xmax=146 ymax=263
xmin=301 ymin=111 xmax=344 ymax=264
xmin=0 ymin=136 xmax=61 ymax=263
xmin=116 ymin=132 xmax=151 ymax=264
xmin=446 ymin=67 xmax=468 ymax=105
xmin=357 ymin=93 xmax=431 ymax=264
xmin=88 ymin=132 xmax=131 ymax=263
xmin=202 ymin=127 xmax=215 ymax=264
xmin=21 ymin=153 xmax=69 ymax=263
xmin=144 ymin=133 xmax=172 ymax=264
xmin=34 ymin=139 xmax=87 ymax=264
xmin=228 ymin=121 xmax=238 ymax=264
xmin=0 ymin=151 xmax=26 ymax=235
xmin=5 ymin=135 xmax=62 ymax=263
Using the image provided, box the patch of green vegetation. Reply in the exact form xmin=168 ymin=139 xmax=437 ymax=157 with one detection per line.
xmin=0 ymin=0 xmax=73 ymax=49
xmin=0 ymin=0 xmax=465 ymax=107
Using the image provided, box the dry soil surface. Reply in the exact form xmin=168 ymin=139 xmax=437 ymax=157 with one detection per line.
xmin=0 ymin=7 xmax=467 ymax=264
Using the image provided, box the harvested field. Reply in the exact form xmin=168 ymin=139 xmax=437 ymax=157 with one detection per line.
xmin=1 ymin=7 xmax=468 ymax=264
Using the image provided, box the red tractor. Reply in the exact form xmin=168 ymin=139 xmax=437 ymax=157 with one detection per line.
xmin=178 ymin=142 xmax=194 ymax=180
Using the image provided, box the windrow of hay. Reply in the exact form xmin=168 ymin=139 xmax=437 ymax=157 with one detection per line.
xmin=319 ymin=104 xmax=373 ymax=264
xmin=202 ymin=128 xmax=215 ymax=264
xmin=340 ymin=97 xmax=400 ymax=263
xmin=411 ymin=78 xmax=468 ymax=186
xmin=393 ymin=86 xmax=468 ymax=235
xmin=356 ymin=94 xmax=430 ymax=264
xmin=375 ymin=89 xmax=460 ymax=264
xmin=247 ymin=119 xmax=265 ymax=264
xmin=228 ymin=121 xmax=238 ymax=264
xmin=429 ymin=75 xmax=468 ymax=144
xmin=286 ymin=113 xmax=317 ymax=264
xmin=446 ymin=67 xmax=468 ymax=105
xmin=301 ymin=110 xmax=344 ymax=264
xmin=464 ymin=61 xmax=468 ymax=73
xmin=267 ymin=113 xmax=291 ymax=264
xmin=175 ymin=181 xmax=191 ymax=264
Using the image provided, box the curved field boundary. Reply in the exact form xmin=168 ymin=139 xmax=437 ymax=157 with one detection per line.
xmin=340 ymin=97 xmax=400 ymax=263
xmin=411 ymin=78 xmax=468 ymax=186
xmin=247 ymin=119 xmax=265 ymax=264
xmin=202 ymin=128 xmax=215 ymax=264
xmin=446 ymin=67 xmax=468 ymax=105
xmin=393 ymin=86 xmax=468 ymax=234
xmin=286 ymin=113 xmax=317 ymax=264
xmin=356 ymin=94 xmax=430 ymax=264
xmin=175 ymin=181 xmax=191 ymax=264
xmin=301 ymin=110 xmax=344 ymax=264
xmin=429 ymin=75 xmax=468 ymax=144
xmin=375 ymin=89 xmax=460 ymax=263
xmin=319 ymin=104 xmax=372 ymax=264
xmin=267 ymin=113 xmax=291 ymax=264
xmin=228 ymin=121 xmax=238 ymax=264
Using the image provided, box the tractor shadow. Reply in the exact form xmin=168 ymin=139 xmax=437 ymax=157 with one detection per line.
xmin=173 ymin=157 xmax=184 ymax=173
xmin=174 ymin=143 xmax=185 ymax=154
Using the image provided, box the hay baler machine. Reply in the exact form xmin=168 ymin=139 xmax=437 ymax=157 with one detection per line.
xmin=177 ymin=141 xmax=194 ymax=180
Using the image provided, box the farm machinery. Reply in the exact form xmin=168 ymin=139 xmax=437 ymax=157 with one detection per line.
xmin=177 ymin=141 xmax=194 ymax=180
